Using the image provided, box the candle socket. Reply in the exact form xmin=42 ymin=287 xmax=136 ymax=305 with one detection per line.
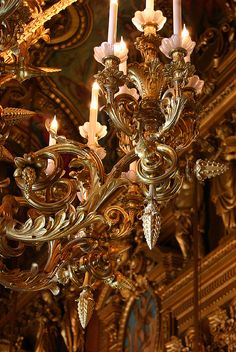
xmin=96 ymin=55 xmax=126 ymax=104
xmin=102 ymin=55 xmax=120 ymax=68
xmin=171 ymin=48 xmax=187 ymax=62
xmin=143 ymin=24 xmax=157 ymax=36
xmin=135 ymin=34 xmax=160 ymax=63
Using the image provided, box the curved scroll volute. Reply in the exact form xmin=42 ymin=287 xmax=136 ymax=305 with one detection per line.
xmin=159 ymin=89 xmax=187 ymax=137
xmin=0 ymin=0 xmax=20 ymax=22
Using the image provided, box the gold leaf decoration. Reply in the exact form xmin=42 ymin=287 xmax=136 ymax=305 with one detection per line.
xmin=76 ymin=288 xmax=95 ymax=329
xmin=142 ymin=200 xmax=161 ymax=249
xmin=194 ymin=159 xmax=228 ymax=181
xmin=1 ymin=107 xmax=37 ymax=126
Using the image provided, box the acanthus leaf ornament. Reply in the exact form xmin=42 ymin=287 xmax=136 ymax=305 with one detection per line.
xmin=165 ymin=336 xmax=184 ymax=352
xmin=208 ymin=300 xmax=236 ymax=351
xmin=132 ymin=9 xmax=167 ymax=33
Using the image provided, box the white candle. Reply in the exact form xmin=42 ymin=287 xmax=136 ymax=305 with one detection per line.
xmin=145 ymin=0 xmax=154 ymax=10
xmin=108 ymin=0 xmax=118 ymax=45
xmin=173 ymin=0 xmax=182 ymax=36
xmin=46 ymin=115 xmax=58 ymax=175
xmin=49 ymin=115 xmax=58 ymax=146
xmin=88 ymin=81 xmax=100 ymax=146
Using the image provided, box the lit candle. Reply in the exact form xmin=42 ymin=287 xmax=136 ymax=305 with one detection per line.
xmin=114 ymin=37 xmax=127 ymax=74
xmin=145 ymin=0 xmax=154 ymax=10
xmin=88 ymin=81 xmax=100 ymax=146
xmin=181 ymin=23 xmax=189 ymax=41
xmin=108 ymin=0 xmax=118 ymax=45
xmin=49 ymin=115 xmax=58 ymax=146
xmin=173 ymin=0 xmax=182 ymax=36
xmin=182 ymin=24 xmax=190 ymax=61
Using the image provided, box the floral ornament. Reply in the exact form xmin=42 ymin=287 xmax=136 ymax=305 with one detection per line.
xmin=194 ymin=159 xmax=228 ymax=181
xmin=132 ymin=9 xmax=166 ymax=32
xmin=186 ymin=75 xmax=204 ymax=95
xmin=79 ymin=121 xmax=107 ymax=142
xmin=160 ymin=34 xmax=196 ymax=59
xmin=79 ymin=121 xmax=107 ymax=159
xmin=94 ymin=42 xmax=115 ymax=64
xmin=14 ymin=153 xmax=47 ymax=197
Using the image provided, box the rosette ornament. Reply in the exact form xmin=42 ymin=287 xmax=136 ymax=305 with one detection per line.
xmin=132 ymin=9 xmax=166 ymax=32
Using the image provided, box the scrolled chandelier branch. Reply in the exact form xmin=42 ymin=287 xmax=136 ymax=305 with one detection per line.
xmin=0 ymin=0 xmax=227 ymax=329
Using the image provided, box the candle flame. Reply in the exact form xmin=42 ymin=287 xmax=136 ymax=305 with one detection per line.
xmin=114 ymin=36 xmax=127 ymax=56
xmin=50 ymin=115 xmax=58 ymax=134
xmin=92 ymin=81 xmax=100 ymax=91
xmin=182 ymin=24 xmax=189 ymax=38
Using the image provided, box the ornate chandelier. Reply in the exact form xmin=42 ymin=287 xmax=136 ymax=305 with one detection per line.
xmin=0 ymin=0 xmax=227 ymax=330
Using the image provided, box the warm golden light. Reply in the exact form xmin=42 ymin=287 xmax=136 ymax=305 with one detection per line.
xmin=120 ymin=36 xmax=126 ymax=50
xmin=50 ymin=115 xmax=58 ymax=134
xmin=90 ymin=101 xmax=98 ymax=110
xmin=92 ymin=81 xmax=100 ymax=91
xmin=91 ymin=81 xmax=100 ymax=107
xmin=181 ymin=23 xmax=189 ymax=38
xmin=114 ymin=37 xmax=127 ymax=56
xmin=145 ymin=0 xmax=154 ymax=10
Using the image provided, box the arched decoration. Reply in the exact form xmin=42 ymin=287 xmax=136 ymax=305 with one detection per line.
xmin=118 ymin=290 xmax=161 ymax=352
xmin=47 ymin=1 xmax=93 ymax=50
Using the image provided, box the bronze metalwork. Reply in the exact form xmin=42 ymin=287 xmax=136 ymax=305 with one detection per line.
xmin=0 ymin=1 xmax=235 ymax=349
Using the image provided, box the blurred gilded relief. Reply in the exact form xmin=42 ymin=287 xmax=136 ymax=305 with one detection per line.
xmin=211 ymin=121 xmax=236 ymax=234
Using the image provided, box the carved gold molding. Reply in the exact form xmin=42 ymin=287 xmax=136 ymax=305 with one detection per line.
xmin=200 ymin=78 xmax=236 ymax=136
xmin=162 ymin=237 xmax=236 ymax=332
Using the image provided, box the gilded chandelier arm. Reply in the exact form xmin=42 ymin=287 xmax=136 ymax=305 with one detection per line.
xmin=0 ymin=237 xmax=94 ymax=291
xmin=4 ymin=181 xmax=131 ymax=244
xmin=13 ymin=141 xmax=105 ymax=213
xmin=5 ymin=207 xmax=102 ymax=243
xmin=106 ymin=150 xmax=137 ymax=181
xmin=158 ymin=91 xmax=187 ymax=136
